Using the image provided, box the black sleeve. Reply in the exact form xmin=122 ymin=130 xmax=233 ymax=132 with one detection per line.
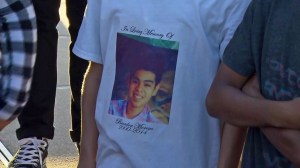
xmin=222 ymin=0 xmax=271 ymax=77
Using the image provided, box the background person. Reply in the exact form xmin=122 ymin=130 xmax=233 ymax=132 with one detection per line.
xmin=8 ymin=0 xmax=88 ymax=167
xmin=150 ymin=70 xmax=175 ymax=124
xmin=0 ymin=0 xmax=36 ymax=131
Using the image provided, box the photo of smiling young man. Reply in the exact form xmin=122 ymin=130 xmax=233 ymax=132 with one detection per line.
xmin=108 ymin=33 xmax=178 ymax=124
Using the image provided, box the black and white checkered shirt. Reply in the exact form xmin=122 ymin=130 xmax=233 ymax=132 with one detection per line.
xmin=0 ymin=0 xmax=36 ymax=121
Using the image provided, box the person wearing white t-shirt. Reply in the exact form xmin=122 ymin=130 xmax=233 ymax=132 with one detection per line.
xmin=73 ymin=0 xmax=251 ymax=167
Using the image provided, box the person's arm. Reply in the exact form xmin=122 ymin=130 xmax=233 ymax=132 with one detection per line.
xmin=206 ymin=63 xmax=300 ymax=129
xmin=78 ymin=62 xmax=103 ymax=168
xmin=0 ymin=0 xmax=37 ymax=130
xmin=218 ymin=123 xmax=247 ymax=168
xmin=261 ymin=128 xmax=300 ymax=167
xmin=238 ymin=74 xmax=300 ymax=166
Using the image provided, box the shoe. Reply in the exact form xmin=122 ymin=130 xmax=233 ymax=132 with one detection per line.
xmin=8 ymin=137 xmax=48 ymax=168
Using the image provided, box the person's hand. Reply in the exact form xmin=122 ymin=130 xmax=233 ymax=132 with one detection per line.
xmin=242 ymin=75 xmax=263 ymax=99
xmin=0 ymin=119 xmax=12 ymax=131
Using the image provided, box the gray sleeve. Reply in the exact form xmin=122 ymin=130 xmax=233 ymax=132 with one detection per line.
xmin=222 ymin=1 xmax=256 ymax=77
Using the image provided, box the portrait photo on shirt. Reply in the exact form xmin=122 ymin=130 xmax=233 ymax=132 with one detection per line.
xmin=109 ymin=33 xmax=178 ymax=124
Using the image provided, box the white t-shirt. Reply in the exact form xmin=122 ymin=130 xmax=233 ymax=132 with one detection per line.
xmin=73 ymin=0 xmax=250 ymax=167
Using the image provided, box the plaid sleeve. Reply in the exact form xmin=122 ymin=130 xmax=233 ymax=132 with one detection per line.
xmin=0 ymin=0 xmax=37 ymax=120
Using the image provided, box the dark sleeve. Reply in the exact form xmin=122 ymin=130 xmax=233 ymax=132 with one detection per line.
xmin=222 ymin=0 xmax=256 ymax=77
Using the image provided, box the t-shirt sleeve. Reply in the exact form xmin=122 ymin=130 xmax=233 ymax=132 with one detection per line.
xmin=73 ymin=0 xmax=102 ymax=64
xmin=222 ymin=1 xmax=256 ymax=77
xmin=219 ymin=0 xmax=251 ymax=57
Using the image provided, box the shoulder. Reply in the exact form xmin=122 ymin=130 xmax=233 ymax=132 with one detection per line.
xmin=250 ymin=0 xmax=275 ymax=15
xmin=109 ymin=100 xmax=127 ymax=115
xmin=110 ymin=100 xmax=127 ymax=107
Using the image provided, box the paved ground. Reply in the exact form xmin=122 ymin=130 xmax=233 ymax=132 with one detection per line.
xmin=0 ymin=1 xmax=80 ymax=167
